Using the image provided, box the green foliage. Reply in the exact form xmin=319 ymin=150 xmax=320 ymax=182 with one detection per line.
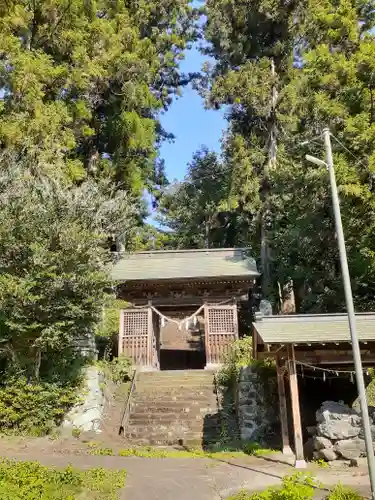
xmin=71 ymin=428 xmax=81 ymax=439
xmin=97 ymin=354 xmax=132 ymax=385
xmin=95 ymin=299 xmax=129 ymax=340
xmin=227 ymin=476 xmax=365 ymax=500
xmin=0 ymin=377 xmax=78 ymax=435
xmin=0 ymin=0 xmax=194 ymax=195
xmin=89 ymin=447 xmax=114 ymax=456
xmin=228 ymin=474 xmax=317 ymax=500
xmin=0 ymin=459 xmax=126 ymax=499
xmin=0 ymin=161 xmax=134 ymax=381
xmin=156 ymin=0 xmax=375 ymax=315
xmin=327 ymin=484 xmax=364 ymax=500
xmin=158 ymin=147 xmax=235 ymax=248
xmin=216 ymin=336 xmax=253 ymax=388
xmin=116 ymin=444 xmax=274 ymax=459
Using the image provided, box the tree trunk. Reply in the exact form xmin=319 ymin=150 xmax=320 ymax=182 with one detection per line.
xmin=33 ymin=348 xmax=42 ymax=381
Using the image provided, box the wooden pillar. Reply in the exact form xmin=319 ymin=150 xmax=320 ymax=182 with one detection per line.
xmin=276 ymin=356 xmax=292 ymax=455
xmin=287 ymin=344 xmax=306 ymax=468
xmin=118 ymin=309 xmax=124 ymax=355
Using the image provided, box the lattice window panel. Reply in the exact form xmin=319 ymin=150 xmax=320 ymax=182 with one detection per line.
xmin=207 ymin=308 xmax=235 ymax=334
xmin=122 ymin=310 xmax=148 ymax=336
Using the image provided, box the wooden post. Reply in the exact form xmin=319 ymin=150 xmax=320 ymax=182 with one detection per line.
xmin=147 ymin=305 xmax=154 ymax=369
xmin=118 ymin=309 xmax=124 ymax=356
xmin=203 ymin=303 xmax=211 ymax=368
xmin=287 ymin=344 xmax=306 ymax=468
xmin=276 ymin=356 xmax=292 ymax=455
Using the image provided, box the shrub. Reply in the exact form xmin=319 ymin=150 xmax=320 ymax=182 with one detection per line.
xmin=0 ymin=459 xmax=126 ymax=499
xmin=0 ymin=163 xmax=135 ymax=381
xmin=97 ymin=354 xmax=132 ymax=384
xmin=0 ymin=377 xmax=78 ymax=435
xmin=217 ymin=336 xmax=253 ymax=388
xmin=227 ymin=476 xmax=365 ymax=500
xmin=228 ymin=474 xmax=316 ymax=500
xmin=327 ymin=485 xmax=364 ymax=500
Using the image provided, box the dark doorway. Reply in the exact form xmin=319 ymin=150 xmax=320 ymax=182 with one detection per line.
xmin=159 ymin=349 xmax=206 ymax=370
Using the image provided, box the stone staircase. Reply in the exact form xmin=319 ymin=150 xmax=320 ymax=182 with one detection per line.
xmin=124 ymin=370 xmax=221 ymax=446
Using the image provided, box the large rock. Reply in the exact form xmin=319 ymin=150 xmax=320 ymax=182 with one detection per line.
xmin=314 ymin=436 xmax=333 ymax=450
xmin=314 ymin=448 xmax=339 ymax=462
xmin=335 ymin=438 xmax=366 ymax=460
xmin=359 ymin=424 xmax=375 ymax=440
xmin=316 ymin=401 xmax=361 ymax=440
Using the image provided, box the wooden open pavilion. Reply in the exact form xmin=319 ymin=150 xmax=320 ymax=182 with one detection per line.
xmin=253 ymin=312 xmax=375 ymax=467
xmin=112 ymin=248 xmax=259 ymax=370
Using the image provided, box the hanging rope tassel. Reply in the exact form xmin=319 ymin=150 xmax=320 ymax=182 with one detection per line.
xmin=350 ymin=372 xmax=354 ymax=383
xmin=323 ymin=372 xmax=326 ymax=382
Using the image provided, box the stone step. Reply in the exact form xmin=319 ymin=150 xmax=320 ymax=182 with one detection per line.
xmin=123 ymin=436 xmax=219 ymax=446
xmin=138 ymin=370 xmax=212 ymax=377
xmin=125 ymin=427 xmax=222 ymax=439
xmin=135 ymin=381 xmax=215 ymax=389
xmin=134 ymin=384 xmax=215 ymax=394
xmin=132 ymin=392 xmax=217 ymax=405
xmin=123 ymin=370 xmax=218 ymax=445
xmin=131 ymin=403 xmax=217 ymax=413
xmin=128 ymin=413 xmax=221 ymax=424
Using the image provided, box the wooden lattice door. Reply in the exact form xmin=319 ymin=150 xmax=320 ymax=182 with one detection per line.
xmin=118 ymin=308 xmax=157 ymax=367
xmin=204 ymin=305 xmax=239 ymax=366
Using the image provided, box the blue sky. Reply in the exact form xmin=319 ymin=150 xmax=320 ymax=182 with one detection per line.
xmin=158 ymin=46 xmax=226 ymax=182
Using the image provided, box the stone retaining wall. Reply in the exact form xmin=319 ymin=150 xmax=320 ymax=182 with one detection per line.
xmin=237 ymin=366 xmax=278 ymax=442
xmin=62 ymin=366 xmax=106 ymax=433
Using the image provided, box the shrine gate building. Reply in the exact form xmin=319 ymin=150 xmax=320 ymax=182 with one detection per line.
xmin=112 ymin=248 xmax=259 ymax=370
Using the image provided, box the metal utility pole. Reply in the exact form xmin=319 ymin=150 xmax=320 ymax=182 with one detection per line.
xmin=324 ymin=128 xmax=375 ymax=499
xmin=307 ymin=129 xmax=375 ymax=499
xmin=261 ymin=59 xmax=277 ymax=297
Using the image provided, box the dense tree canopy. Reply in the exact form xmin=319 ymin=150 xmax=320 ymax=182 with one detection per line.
xmin=0 ymin=0 xmax=195 ymax=196
xmin=0 ymin=156 xmax=135 ymax=380
xmin=159 ymin=0 xmax=375 ymax=314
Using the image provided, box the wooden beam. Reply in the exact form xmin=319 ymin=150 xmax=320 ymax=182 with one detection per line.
xmin=287 ymin=344 xmax=306 ymax=468
xmin=257 ymin=350 xmax=375 ymax=365
xmin=276 ymin=356 xmax=292 ymax=455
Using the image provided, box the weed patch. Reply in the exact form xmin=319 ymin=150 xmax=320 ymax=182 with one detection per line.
xmin=0 ymin=458 xmax=125 ymax=499
xmin=227 ymin=474 xmax=364 ymax=500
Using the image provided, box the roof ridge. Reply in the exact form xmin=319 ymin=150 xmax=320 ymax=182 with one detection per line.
xmin=119 ymin=247 xmax=251 ymax=256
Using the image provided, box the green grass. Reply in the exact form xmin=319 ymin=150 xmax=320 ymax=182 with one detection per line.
xmin=226 ymin=474 xmax=364 ymax=500
xmin=0 ymin=458 xmax=126 ymax=499
xmin=116 ymin=442 xmax=277 ymax=459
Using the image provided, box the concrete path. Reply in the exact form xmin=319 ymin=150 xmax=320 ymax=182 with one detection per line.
xmin=0 ymin=452 xmax=372 ymax=499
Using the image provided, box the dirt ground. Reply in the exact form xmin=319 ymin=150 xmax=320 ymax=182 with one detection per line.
xmin=0 ymin=385 xmax=372 ymax=499
xmin=0 ymin=435 xmax=372 ymax=499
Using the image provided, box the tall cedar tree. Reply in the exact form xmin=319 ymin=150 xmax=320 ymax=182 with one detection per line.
xmin=159 ymin=0 xmax=375 ymax=312
xmin=0 ymin=0 xmax=195 ymax=198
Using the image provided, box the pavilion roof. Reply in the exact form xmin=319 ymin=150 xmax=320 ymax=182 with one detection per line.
xmin=112 ymin=248 xmax=259 ymax=282
xmin=253 ymin=313 xmax=375 ymax=344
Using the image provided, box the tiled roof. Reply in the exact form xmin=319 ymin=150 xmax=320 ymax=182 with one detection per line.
xmin=253 ymin=313 xmax=375 ymax=344
xmin=112 ymin=248 xmax=259 ymax=282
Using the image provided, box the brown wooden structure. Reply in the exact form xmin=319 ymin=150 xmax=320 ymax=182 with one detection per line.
xmin=253 ymin=312 xmax=375 ymax=468
xmin=113 ymin=248 xmax=259 ymax=370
